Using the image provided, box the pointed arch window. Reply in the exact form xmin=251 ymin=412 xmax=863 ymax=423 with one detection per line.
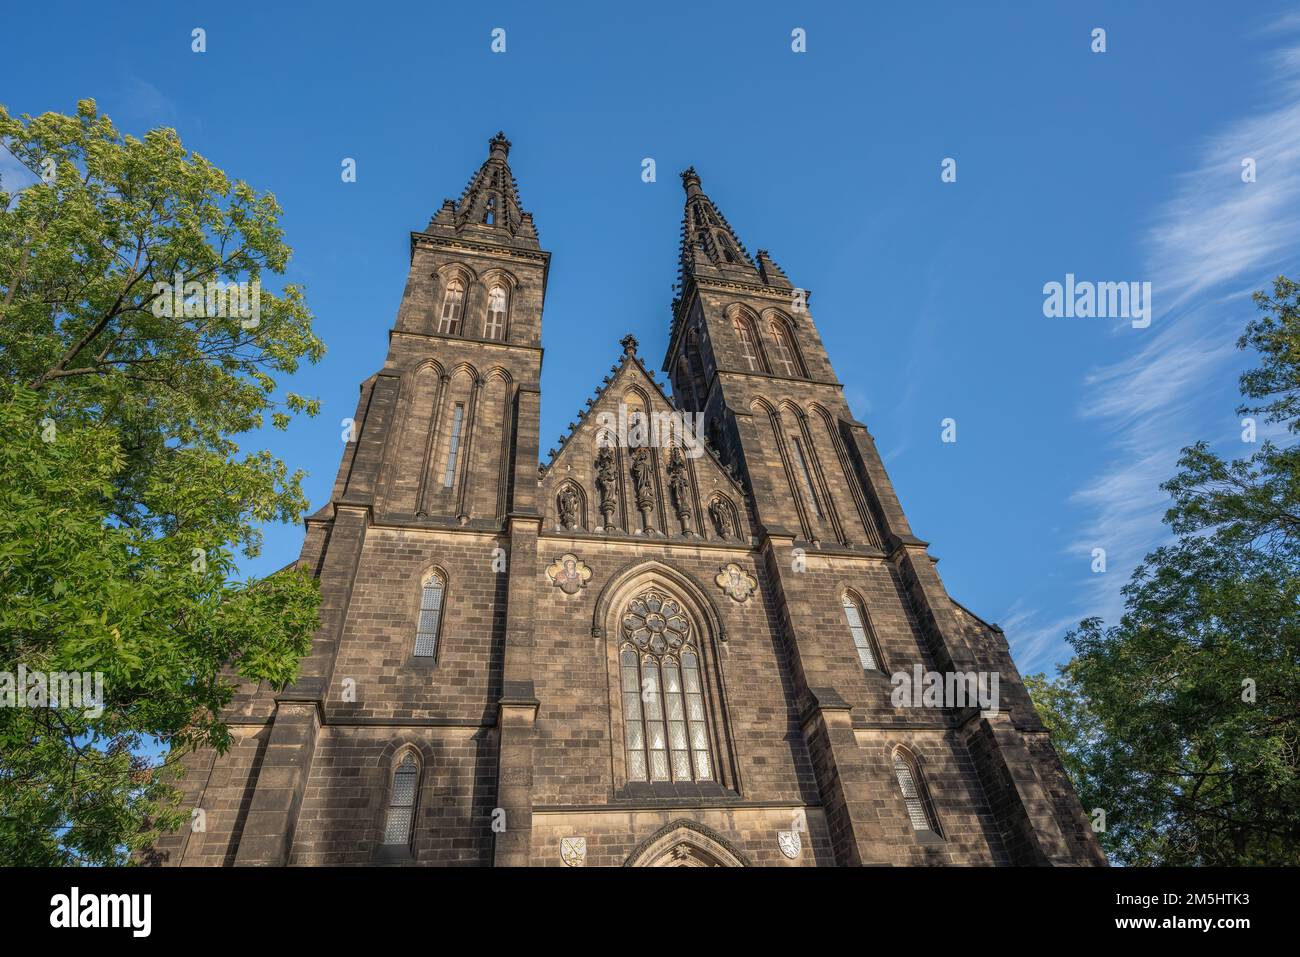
xmin=791 ymin=435 xmax=824 ymax=520
xmin=893 ymin=749 xmax=941 ymax=836
xmin=443 ymin=403 xmax=465 ymax=488
xmin=383 ymin=752 xmax=420 ymax=845
xmin=770 ymin=321 xmax=800 ymax=377
xmin=484 ymin=285 xmax=507 ymax=340
xmin=414 ymin=572 xmax=446 ymax=658
xmin=841 ymin=592 xmax=882 ymax=671
xmin=620 ymin=590 xmax=713 ymax=783
xmin=438 ymin=279 xmax=465 ymax=335
xmin=732 ymin=316 xmax=761 ymax=372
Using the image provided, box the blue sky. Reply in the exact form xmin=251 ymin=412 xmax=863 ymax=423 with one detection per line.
xmin=4 ymin=1 xmax=1299 ymax=674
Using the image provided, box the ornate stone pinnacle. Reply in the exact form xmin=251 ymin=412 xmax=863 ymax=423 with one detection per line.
xmin=620 ymin=334 xmax=638 ymax=357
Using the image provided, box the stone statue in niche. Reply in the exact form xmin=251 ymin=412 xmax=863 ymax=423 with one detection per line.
xmin=666 ymin=445 xmax=692 ymax=534
xmin=630 ymin=446 xmax=656 ymax=532
xmin=595 ymin=447 xmax=618 ymax=529
xmin=557 ymin=485 xmax=580 ymax=529
xmin=709 ymin=497 xmax=733 ymax=540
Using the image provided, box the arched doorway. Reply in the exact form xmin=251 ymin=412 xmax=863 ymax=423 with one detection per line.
xmin=624 ymin=820 xmax=751 ymax=867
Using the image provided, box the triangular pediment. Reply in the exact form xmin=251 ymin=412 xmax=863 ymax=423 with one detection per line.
xmin=539 ymin=339 xmax=748 ymax=542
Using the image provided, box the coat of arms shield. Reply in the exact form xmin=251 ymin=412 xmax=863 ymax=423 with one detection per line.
xmin=560 ymin=836 xmax=587 ymax=866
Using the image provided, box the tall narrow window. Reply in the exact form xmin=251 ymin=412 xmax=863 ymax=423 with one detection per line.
xmin=770 ymin=322 xmax=799 ymax=377
xmin=620 ymin=590 xmax=713 ymax=784
xmin=383 ymin=753 xmax=419 ymax=844
xmin=733 ymin=317 xmax=760 ymax=371
xmin=893 ymin=750 xmax=941 ymax=836
xmin=438 ymin=279 xmax=465 ymax=335
xmin=484 ymin=285 xmax=506 ymax=340
xmin=841 ymin=593 xmax=882 ymax=671
xmin=414 ymin=572 xmax=445 ymax=658
xmin=442 ymin=404 xmax=464 ymax=487
xmin=791 ymin=435 xmax=823 ymax=519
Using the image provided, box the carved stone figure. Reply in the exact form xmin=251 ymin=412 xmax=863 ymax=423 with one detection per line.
xmin=667 ymin=446 xmax=692 ymax=533
xmin=715 ymin=562 xmax=757 ymax=603
xmin=630 ymin=446 xmax=656 ymax=534
xmin=709 ymin=497 xmax=733 ymax=539
xmin=557 ymin=484 xmax=580 ymax=529
xmin=595 ymin=447 xmax=618 ymax=528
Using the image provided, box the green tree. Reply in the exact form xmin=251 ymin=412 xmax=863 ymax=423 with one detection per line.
xmin=1029 ymin=276 xmax=1300 ymax=866
xmin=0 ymin=100 xmax=323 ymax=864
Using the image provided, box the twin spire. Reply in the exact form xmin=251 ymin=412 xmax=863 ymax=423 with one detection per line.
xmin=426 ymin=134 xmax=791 ymax=288
xmin=426 ymin=131 xmax=539 ymax=248
xmin=677 ymin=167 xmax=791 ymax=289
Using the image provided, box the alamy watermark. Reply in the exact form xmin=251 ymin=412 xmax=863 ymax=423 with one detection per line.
xmin=891 ymin=666 xmax=1000 ymax=715
xmin=151 ymin=272 xmax=260 ymax=329
xmin=595 ymin=402 xmax=705 ymax=458
xmin=1043 ymin=273 xmax=1151 ymax=329
xmin=0 ymin=665 xmax=104 ymax=718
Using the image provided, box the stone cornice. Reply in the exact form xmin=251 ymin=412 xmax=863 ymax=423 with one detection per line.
xmin=410 ymin=231 xmax=550 ymax=265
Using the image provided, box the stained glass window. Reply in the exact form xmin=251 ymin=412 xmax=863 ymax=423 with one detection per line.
xmin=414 ymin=573 xmax=445 ymax=658
xmin=383 ymin=753 xmax=419 ymax=845
xmin=894 ymin=751 xmax=940 ymax=835
xmin=620 ymin=590 xmax=713 ymax=783
xmin=841 ymin=593 xmax=882 ymax=671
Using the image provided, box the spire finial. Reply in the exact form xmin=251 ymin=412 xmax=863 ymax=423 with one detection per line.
xmin=680 ymin=167 xmax=702 ymax=197
xmin=620 ymin=334 xmax=639 ymax=357
xmin=489 ymin=131 xmax=511 ymax=159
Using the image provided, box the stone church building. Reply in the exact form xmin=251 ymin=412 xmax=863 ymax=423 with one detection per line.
xmin=149 ymin=133 xmax=1105 ymax=867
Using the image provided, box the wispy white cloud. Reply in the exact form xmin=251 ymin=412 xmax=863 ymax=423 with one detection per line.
xmin=999 ymin=599 xmax=1085 ymax=673
xmin=1013 ymin=18 xmax=1300 ymax=671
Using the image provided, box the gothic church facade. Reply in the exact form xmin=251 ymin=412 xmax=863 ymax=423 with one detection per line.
xmin=149 ymin=133 xmax=1105 ymax=867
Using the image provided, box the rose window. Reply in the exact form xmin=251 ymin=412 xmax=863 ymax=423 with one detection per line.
xmin=622 ymin=592 xmax=690 ymax=656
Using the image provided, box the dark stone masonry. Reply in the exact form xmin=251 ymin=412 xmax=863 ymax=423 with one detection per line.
xmin=145 ymin=133 xmax=1105 ymax=867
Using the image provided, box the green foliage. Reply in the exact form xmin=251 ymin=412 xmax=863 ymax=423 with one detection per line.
xmin=0 ymin=101 xmax=322 ymax=864
xmin=1034 ymin=277 xmax=1300 ymax=866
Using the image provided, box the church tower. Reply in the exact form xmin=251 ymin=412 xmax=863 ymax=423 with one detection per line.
xmin=663 ymin=168 xmax=1104 ymax=865
xmin=145 ymin=140 xmax=1103 ymax=868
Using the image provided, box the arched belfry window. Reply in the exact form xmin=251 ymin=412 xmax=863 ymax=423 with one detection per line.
xmin=841 ymin=592 xmax=883 ymax=671
xmin=484 ymin=285 xmax=507 ymax=340
xmin=732 ymin=316 xmax=761 ymax=372
xmin=414 ymin=572 xmax=446 ymax=658
xmin=383 ymin=752 xmax=420 ymax=845
xmin=619 ymin=590 xmax=713 ymax=783
xmin=893 ymin=749 xmax=941 ymax=837
xmin=438 ymin=279 xmax=465 ymax=335
xmin=770 ymin=321 xmax=800 ymax=377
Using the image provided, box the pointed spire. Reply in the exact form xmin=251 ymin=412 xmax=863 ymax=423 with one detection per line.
xmin=677 ymin=167 xmax=759 ymax=284
xmin=425 ymin=131 xmax=538 ymax=248
xmin=755 ymin=249 xmax=793 ymax=289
